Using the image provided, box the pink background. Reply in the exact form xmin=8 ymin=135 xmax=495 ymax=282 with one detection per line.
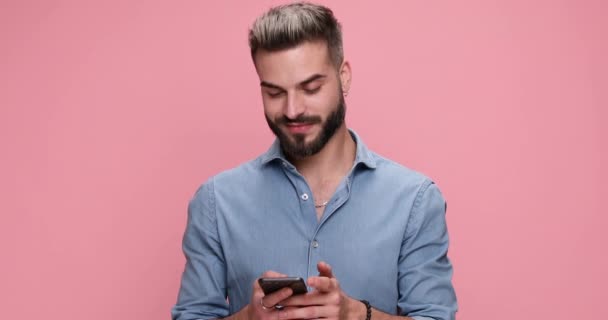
xmin=1 ymin=1 xmax=606 ymax=319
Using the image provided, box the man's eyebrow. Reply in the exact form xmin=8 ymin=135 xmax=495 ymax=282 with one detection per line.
xmin=260 ymin=81 xmax=284 ymax=90
xmin=259 ymin=74 xmax=327 ymax=90
xmin=299 ymin=74 xmax=326 ymax=86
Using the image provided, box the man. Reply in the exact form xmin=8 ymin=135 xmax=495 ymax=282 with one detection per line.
xmin=172 ymin=2 xmax=457 ymax=320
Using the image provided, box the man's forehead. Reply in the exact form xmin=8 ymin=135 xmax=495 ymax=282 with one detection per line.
xmin=254 ymin=39 xmax=331 ymax=61
xmin=254 ymin=42 xmax=334 ymax=85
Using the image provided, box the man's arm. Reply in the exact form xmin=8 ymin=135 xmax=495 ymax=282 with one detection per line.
xmin=396 ymin=181 xmax=457 ymax=320
xmin=172 ymin=180 xmax=230 ymax=320
xmin=351 ymin=300 xmax=440 ymax=320
xmin=219 ymin=306 xmax=249 ymax=320
xmin=172 ymin=180 xmax=298 ymax=320
xmin=344 ymin=296 xmax=415 ymax=320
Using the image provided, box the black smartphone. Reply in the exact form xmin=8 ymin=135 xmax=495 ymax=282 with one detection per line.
xmin=258 ymin=277 xmax=308 ymax=295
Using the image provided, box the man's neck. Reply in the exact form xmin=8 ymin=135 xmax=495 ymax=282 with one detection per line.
xmin=289 ymin=126 xmax=356 ymax=184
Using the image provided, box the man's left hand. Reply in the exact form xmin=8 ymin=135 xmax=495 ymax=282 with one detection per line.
xmin=277 ymin=261 xmax=365 ymax=320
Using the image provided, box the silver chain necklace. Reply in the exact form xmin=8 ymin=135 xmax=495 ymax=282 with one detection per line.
xmin=314 ymin=200 xmax=329 ymax=208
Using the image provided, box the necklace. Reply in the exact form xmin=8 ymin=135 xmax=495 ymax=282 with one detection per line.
xmin=314 ymin=200 xmax=329 ymax=208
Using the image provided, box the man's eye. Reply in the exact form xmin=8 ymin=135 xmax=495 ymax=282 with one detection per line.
xmin=304 ymin=87 xmax=321 ymax=94
xmin=267 ymin=91 xmax=284 ymax=98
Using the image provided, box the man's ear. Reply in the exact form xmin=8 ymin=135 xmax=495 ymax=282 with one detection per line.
xmin=339 ymin=60 xmax=352 ymax=94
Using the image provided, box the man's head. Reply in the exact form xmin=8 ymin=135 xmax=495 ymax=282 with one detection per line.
xmin=249 ymin=2 xmax=351 ymax=158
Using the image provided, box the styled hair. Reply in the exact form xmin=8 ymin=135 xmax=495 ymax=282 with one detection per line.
xmin=248 ymin=2 xmax=344 ymax=68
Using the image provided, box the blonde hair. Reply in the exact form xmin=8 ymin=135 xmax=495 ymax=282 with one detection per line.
xmin=248 ymin=2 xmax=344 ymax=68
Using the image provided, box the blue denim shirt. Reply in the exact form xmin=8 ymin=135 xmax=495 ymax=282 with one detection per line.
xmin=172 ymin=131 xmax=457 ymax=320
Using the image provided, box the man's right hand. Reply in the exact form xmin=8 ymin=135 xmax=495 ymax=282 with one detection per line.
xmin=246 ymin=271 xmax=294 ymax=320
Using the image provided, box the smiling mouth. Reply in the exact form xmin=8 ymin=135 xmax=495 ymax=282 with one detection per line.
xmin=285 ymin=122 xmax=315 ymax=134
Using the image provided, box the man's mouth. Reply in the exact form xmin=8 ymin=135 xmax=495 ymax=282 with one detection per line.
xmin=285 ymin=122 xmax=315 ymax=134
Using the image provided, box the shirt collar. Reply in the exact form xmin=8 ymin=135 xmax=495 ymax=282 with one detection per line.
xmin=259 ymin=129 xmax=377 ymax=169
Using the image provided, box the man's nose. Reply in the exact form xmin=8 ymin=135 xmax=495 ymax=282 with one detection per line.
xmin=284 ymin=92 xmax=305 ymax=120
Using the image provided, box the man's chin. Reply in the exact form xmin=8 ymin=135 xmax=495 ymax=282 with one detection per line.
xmin=279 ymin=134 xmax=320 ymax=158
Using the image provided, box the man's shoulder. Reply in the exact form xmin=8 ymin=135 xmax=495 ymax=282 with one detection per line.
xmin=199 ymin=154 xmax=271 ymax=190
xmin=210 ymin=156 xmax=264 ymax=184
xmin=366 ymin=150 xmax=434 ymax=189
xmin=350 ymin=130 xmax=434 ymax=189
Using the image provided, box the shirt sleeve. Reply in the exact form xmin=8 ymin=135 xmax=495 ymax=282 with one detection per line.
xmin=171 ymin=179 xmax=230 ymax=320
xmin=397 ymin=180 xmax=458 ymax=320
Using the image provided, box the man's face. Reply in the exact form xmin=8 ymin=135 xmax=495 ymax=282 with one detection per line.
xmin=254 ymin=41 xmax=349 ymax=158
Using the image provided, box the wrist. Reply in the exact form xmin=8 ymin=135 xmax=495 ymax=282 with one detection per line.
xmin=358 ymin=299 xmax=371 ymax=320
xmin=347 ymin=297 xmax=368 ymax=319
xmin=241 ymin=304 xmax=252 ymax=320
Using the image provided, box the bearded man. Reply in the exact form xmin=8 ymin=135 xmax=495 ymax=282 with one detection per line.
xmin=172 ymin=3 xmax=457 ymax=320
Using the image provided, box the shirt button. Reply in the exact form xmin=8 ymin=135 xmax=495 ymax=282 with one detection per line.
xmin=312 ymin=240 xmax=319 ymax=248
xmin=301 ymin=193 xmax=309 ymax=201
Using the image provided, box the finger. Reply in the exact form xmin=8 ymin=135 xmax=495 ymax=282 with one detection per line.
xmin=261 ymin=270 xmax=289 ymax=278
xmin=316 ymin=261 xmax=334 ymax=278
xmin=280 ymin=291 xmax=315 ymax=307
xmin=254 ymin=270 xmax=289 ymax=293
xmin=308 ymin=276 xmax=338 ymax=292
xmin=280 ymin=290 xmax=340 ymax=307
xmin=261 ymin=287 xmax=294 ymax=308
xmin=252 ymin=271 xmax=291 ymax=303
xmin=278 ymin=304 xmax=338 ymax=320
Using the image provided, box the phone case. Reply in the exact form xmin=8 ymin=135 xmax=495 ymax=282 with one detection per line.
xmin=258 ymin=277 xmax=308 ymax=295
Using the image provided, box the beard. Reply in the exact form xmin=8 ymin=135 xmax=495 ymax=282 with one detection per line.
xmin=265 ymin=92 xmax=346 ymax=159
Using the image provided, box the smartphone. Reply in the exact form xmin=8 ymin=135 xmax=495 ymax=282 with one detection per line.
xmin=258 ymin=277 xmax=308 ymax=295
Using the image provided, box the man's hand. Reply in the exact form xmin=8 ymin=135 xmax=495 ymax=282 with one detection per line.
xmin=227 ymin=266 xmax=412 ymax=320
xmin=276 ymin=261 xmax=365 ymax=320
xmin=246 ymin=271 xmax=295 ymax=320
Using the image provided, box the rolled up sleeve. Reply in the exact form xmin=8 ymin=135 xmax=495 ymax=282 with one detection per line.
xmin=172 ymin=179 xmax=230 ymax=320
xmin=398 ymin=181 xmax=458 ymax=320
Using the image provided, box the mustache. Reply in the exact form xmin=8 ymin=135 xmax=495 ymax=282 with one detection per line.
xmin=276 ymin=115 xmax=322 ymax=125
